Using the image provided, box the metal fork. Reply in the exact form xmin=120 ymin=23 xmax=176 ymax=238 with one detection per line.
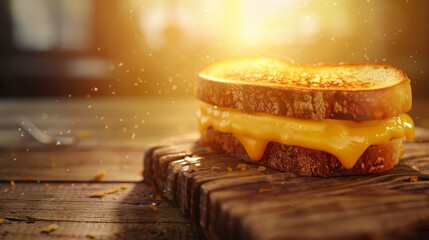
xmin=17 ymin=116 xmax=79 ymax=146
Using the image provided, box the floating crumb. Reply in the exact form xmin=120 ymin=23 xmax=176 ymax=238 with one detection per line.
xmin=95 ymin=170 xmax=106 ymax=181
xmin=155 ymin=194 xmax=162 ymax=202
xmin=86 ymin=232 xmax=97 ymax=239
xmin=258 ymin=188 xmax=272 ymax=193
xmin=3 ymin=188 xmax=9 ymax=193
xmin=411 ymin=165 xmax=420 ymax=172
xmin=90 ymin=191 xmax=106 ymax=198
xmin=10 ymin=180 xmax=15 ymax=187
xmin=410 ymin=176 xmax=419 ymax=182
xmin=211 ymin=166 xmax=221 ymax=171
xmin=257 ymin=166 xmax=267 ymax=172
xmin=41 ymin=224 xmax=58 ymax=233
xmin=0 ymin=218 xmax=5 ymax=224
xmin=227 ymin=167 xmax=233 ymax=172
xmin=120 ymin=184 xmax=129 ymax=190
xmin=149 ymin=204 xmax=158 ymax=212
xmin=187 ymin=163 xmax=199 ymax=173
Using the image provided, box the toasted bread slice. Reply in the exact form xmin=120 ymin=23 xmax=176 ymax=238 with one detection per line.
xmin=197 ymin=57 xmax=412 ymax=120
xmin=202 ymin=127 xmax=403 ymax=177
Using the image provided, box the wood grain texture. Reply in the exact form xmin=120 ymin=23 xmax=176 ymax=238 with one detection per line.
xmin=0 ymin=182 xmax=199 ymax=239
xmin=0 ymin=97 xmax=201 ymax=239
xmin=145 ymin=133 xmax=429 ymax=240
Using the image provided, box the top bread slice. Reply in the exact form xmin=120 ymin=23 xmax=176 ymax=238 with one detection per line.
xmin=197 ymin=57 xmax=412 ymax=120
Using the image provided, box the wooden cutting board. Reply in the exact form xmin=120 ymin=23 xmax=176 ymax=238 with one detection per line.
xmin=144 ymin=129 xmax=429 ymax=240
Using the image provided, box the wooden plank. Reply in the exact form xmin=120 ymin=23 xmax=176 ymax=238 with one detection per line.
xmin=0 ymin=221 xmax=198 ymax=240
xmin=0 ymin=150 xmax=143 ymax=182
xmin=0 ymin=182 xmax=189 ymax=223
xmin=144 ymin=133 xmax=429 ymax=239
xmin=0 ymin=182 xmax=199 ymax=239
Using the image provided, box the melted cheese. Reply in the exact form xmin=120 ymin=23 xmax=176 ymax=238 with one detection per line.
xmin=197 ymin=103 xmax=415 ymax=169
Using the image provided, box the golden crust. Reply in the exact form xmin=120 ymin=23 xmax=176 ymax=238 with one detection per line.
xmin=197 ymin=57 xmax=412 ymax=120
xmin=201 ymin=127 xmax=403 ymax=177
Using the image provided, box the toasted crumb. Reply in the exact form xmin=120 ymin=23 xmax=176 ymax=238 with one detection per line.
xmin=191 ymin=153 xmax=206 ymax=160
xmin=120 ymin=184 xmax=129 ymax=190
xmin=258 ymin=188 xmax=272 ymax=193
xmin=44 ymin=183 xmax=50 ymax=188
xmin=0 ymin=218 xmax=5 ymax=224
xmin=187 ymin=163 xmax=199 ymax=173
xmin=227 ymin=167 xmax=233 ymax=172
xmin=10 ymin=180 xmax=15 ymax=187
xmin=211 ymin=166 xmax=221 ymax=171
xmin=41 ymin=224 xmax=58 ymax=233
xmin=257 ymin=166 xmax=267 ymax=172
xmin=149 ymin=204 xmax=158 ymax=212
xmin=95 ymin=170 xmax=106 ymax=181
xmin=411 ymin=165 xmax=420 ymax=172
xmin=86 ymin=232 xmax=97 ymax=239
xmin=155 ymin=194 xmax=162 ymax=202
xmin=90 ymin=191 xmax=106 ymax=198
xmin=185 ymin=155 xmax=203 ymax=162
xmin=237 ymin=163 xmax=247 ymax=171
xmin=237 ymin=163 xmax=247 ymax=169
xmin=410 ymin=176 xmax=419 ymax=182
xmin=105 ymin=187 xmax=120 ymax=194
xmin=3 ymin=188 xmax=9 ymax=193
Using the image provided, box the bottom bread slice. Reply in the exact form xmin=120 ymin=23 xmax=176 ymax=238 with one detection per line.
xmin=201 ymin=127 xmax=403 ymax=177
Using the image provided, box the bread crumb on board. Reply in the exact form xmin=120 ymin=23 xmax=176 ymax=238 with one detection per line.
xmin=237 ymin=163 xmax=247 ymax=171
xmin=3 ymin=188 xmax=9 ymax=193
xmin=89 ymin=184 xmax=129 ymax=198
xmin=90 ymin=191 xmax=106 ymax=198
xmin=94 ymin=170 xmax=106 ymax=181
xmin=257 ymin=166 xmax=267 ymax=172
xmin=411 ymin=165 xmax=420 ymax=172
xmin=187 ymin=163 xmax=199 ymax=173
xmin=211 ymin=166 xmax=221 ymax=171
xmin=104 ymin=187 xmax=121 ymax=194
xmin=149 ymin=204 xmax=158 ymax=212
xmin=40 ymin=224 xmax=58 ymax=233
xmin=227 ymin=167 xmax=233 ymax=172
xmin=410 ymin=176 xmax=419 ymax=182
xmin=10 ymin=180 xmax=15 ymax=187
xmin=258 ymin=188 xmax=272 ymax=193
xmin=0 ymin=218 xmax=6 ymax=224
xmin=86 ymin=232 xmax=97 ymax=239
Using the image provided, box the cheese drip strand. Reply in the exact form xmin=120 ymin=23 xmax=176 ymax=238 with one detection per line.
xmin=197 ymin=103 xmax=414 ymax=169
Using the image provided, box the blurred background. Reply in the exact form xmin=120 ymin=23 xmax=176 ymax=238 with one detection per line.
xmin=0 ymin=0 xmax=428 ymax=99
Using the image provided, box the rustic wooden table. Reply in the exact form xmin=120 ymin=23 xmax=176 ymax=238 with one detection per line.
xmin=0 ymin=96 xmax=200 ymax=239
xmin=0 ymin=96 xmax=428 ymax=240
